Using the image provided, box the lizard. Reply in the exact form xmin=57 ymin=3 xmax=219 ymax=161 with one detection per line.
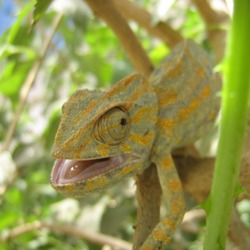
xmin=50 ymin=39 xmax=221 ymax=249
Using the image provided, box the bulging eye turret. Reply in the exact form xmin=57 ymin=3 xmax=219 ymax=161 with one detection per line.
xmin=94 ymin=107 xmax=130 ymax=145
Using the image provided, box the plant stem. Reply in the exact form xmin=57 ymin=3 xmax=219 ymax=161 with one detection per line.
xmin=204 ymin=0 xmax=250 ymax=249
xmin=3 ymin=13 xmax=63 ymax=151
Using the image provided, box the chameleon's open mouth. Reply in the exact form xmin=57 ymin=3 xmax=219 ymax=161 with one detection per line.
xmin=51 ymin=155 xmax=127 ymax=185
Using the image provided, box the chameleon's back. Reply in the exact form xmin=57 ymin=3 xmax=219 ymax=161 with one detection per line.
xmin=150 ymin=40 xmax=221 ymax=152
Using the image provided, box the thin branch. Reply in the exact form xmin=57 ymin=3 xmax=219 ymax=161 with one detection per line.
xmin=175 ymin=149 xmax=250 ymax=249
xmin=112 ymin=0 xmax=183 ymax=48
xmin=0 ymin=221 xmax=132 ymax=250
xmin=84 ymin=0 xmax=153 ymax=75
xmin=228 ymin=207 xmax=250 ymax=250
xmin=191 ymin=0 xmax=229 ymax=62
xmin=2 ymin=13 xmax=63 ymax=151
xmin=192 ymin=0 xmax=228 ymax=24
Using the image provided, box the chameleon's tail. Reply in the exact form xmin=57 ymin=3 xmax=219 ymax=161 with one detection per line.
xmin=151 ymin=40 xmax=221 ymax=147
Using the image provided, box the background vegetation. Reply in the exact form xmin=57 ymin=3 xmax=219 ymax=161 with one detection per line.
xmin=0 ymin=0 xmax=249 ymax=250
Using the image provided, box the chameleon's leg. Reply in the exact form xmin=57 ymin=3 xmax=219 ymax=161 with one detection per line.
xmin=140 ymin=154 xmax=186 ymax=250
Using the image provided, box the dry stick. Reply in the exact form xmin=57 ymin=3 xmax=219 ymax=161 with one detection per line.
xmin=228 ymin=207 xmax=250 ymax=250
xmin=3 ymin=13 xmax=63 ymax=151
xmin=0 ymin=221 xmax=132 ymax=250
xmin=176 ymin=154 xmax=250 ymax=250
xmin=191 ymin=0 xmax=228 ymax=62
xmin=85 ymin=0 xmax=153 ymax=75
xmin=84 ymin=0 xmax=162 ymax=248
xmin=112 ymin=0 xmax=183 ymax=48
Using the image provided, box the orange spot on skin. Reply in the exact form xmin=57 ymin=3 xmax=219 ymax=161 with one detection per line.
xmin=67 ymin=91 xmax=99 ymax=125
xmin=121 ymin=143 xmax=131 ymax=153
xmin=202 ymin=85 xmax=211 ymax=97
xmin=86 ymin=177 xmax=108 ymax=191
xmin=166 ymin=61 xmax=183 ymax=78
xmin=162 ymin=218 xmax=177 ymax=231
xmin=129 ymin=131 xmax=154 ymax=146
xmin=106 ymin=74 xmax=138 ymax=98
xmin=85 ymin=180 xmax=94 ymax=190
xmin=161 ymin=156 xmax=174 ymax=170
xmin=168 ymin=179 xmax=182 ymax=191
xmin=157 ymin=119 xmax=175 ymax=133
xmin=64 ymin=184 xmax=75 ymax=193
xmin=170 ymin=199 xmax=185 ymax=215
xmin=129 ymin=88 xmax=143 ymax=103
xmin=157 ymin=89 xmax=177 ymax=107
xmin=97 ymin=176 xmax=108 ymax=186
xmin=96 ymin=144 xmax=110 ymax=157
xmin=132 ymin=107 xmax=154 ymax=123
xmin=198 ymin=68 xmax=205 ymax=78
xmin=118 ymin=163 xmax=140 ymax=177
xmin=152 ymin=229 xmax=170 ymax=242
xmin=177 ymin=85 xmax=211 ymax=120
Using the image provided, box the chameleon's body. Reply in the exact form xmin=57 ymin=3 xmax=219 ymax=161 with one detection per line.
xmin=51 ymin=40 xmax=220 ymax=249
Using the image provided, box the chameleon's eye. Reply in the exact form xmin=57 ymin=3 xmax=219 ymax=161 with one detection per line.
xmin=94 ymin=107 xmax=129 ymax=145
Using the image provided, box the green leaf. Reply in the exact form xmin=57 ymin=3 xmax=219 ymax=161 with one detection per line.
xmin=33 ymin=0 xmax=53 ymax=26
xmin=7 ymin=1 xmax=34 ymax=44
xmin=0 ymin=44 xmax=35 ymax=59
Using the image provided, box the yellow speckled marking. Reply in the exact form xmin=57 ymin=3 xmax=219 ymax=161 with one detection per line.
xmin=96 ymin=176 xmax=108 ymax=186
xmin=178 ymin=85 xmax=211 ymax=120
xmin=85 ymin=180 xmax=95 ymax=190
xmin=152 ymin=229 xmax=170 ymax=242
xmin=86 ymin=177 xmax=108 ymax=191
xmin=167 ymin=60 xmax=183 ymax=78
xmin=96 ymin=144 xmax=110 ymax=157
xmin=121 ymin=143 xmax=131 ymax=153
xmin=157 ymin=119 xmax=175 ymax=136
xmin=129 ymin=131 xmax=154 ymax=146
xmin=118 ymin=163 xmax=140 ymax=177
xmin=132 ymin=106 xmax=156 ymax=123
xmin=157 ymin=89 xmax=177 ymax=107
xmin=167 ymin=179 xmax=182 ymax=191
xmin=162 ymin=218 xmax=176 ymax=230
xmin=64 ymin=184 xmax=75 ymax=193
xmin=161 ymin=156 xmax=175 ymax=170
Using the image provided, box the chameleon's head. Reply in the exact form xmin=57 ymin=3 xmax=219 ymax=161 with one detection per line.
xmin=51 ymin=74 xmax=158 ymax=197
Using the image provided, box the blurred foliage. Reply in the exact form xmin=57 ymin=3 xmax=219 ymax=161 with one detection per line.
xmin=0 ymin=1 xmax=244 ymax=250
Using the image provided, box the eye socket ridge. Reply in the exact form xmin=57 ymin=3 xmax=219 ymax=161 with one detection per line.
xmin=94 ymin=107 xmax=130 ymax=145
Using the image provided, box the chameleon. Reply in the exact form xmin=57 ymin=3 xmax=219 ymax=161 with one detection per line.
xmin=51 ymin=40 xmax=221 ymax=249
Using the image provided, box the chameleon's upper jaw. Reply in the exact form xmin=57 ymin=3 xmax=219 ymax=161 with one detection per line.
xmin=51 ymin=155 xmax=128 ymax=185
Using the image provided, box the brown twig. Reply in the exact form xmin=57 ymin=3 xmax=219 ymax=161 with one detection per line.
xmin=174 ymin=146 xmax=250 ymax=249
xmin=191 ymin=0 xmax=229 ymax=62
xmin=2 ymin=13 xmax=63 ymax=151
xmin=84 ymin=0 xmax=153 ymax=75
xmin=112 ymin=0 xmax=183 ymax=48
xmin=228 ymin=207 xmax=250 ymax=250
xmin=0 ymin=221 xmax=132 ymax=250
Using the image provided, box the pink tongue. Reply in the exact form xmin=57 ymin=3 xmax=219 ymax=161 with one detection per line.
xmin=64 ymin=159 xmax=106 ymax=179
xmin=51 ymin=156 xmax=125 ymax=185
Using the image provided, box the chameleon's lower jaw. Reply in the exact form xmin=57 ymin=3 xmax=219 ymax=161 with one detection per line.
xmin=51 ymin=155 xmax=128 ymax=185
